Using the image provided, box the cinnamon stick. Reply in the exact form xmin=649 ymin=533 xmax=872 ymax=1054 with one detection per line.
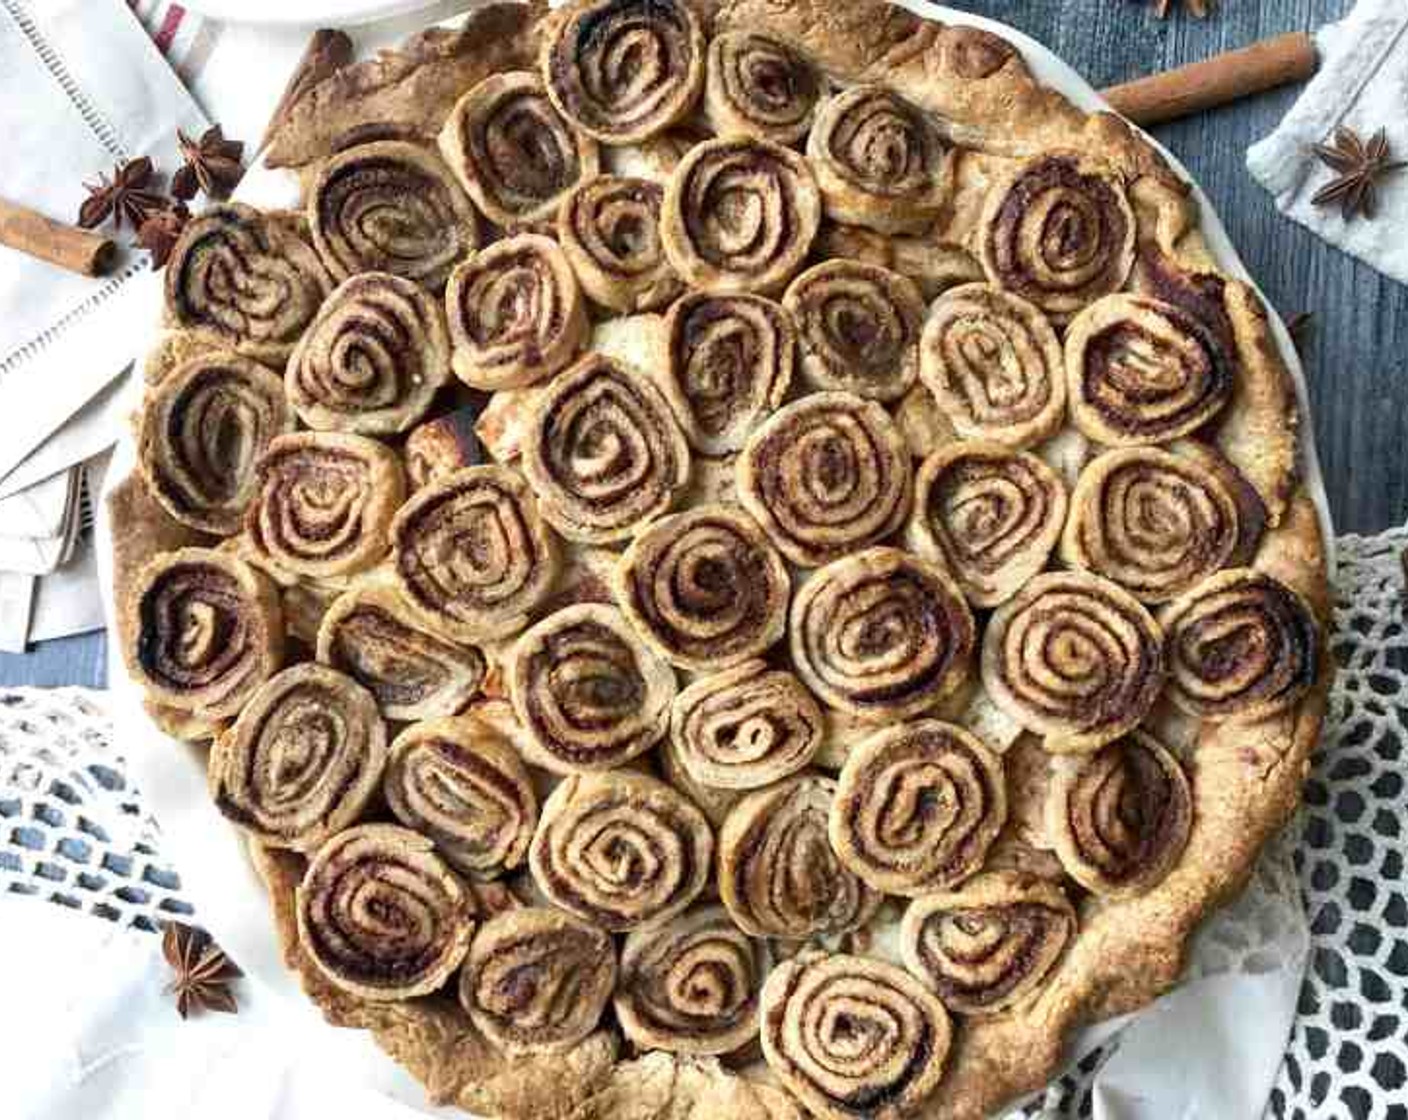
xmin=260 ymin=28 xmax=355 ymax=152
xmin=1101 ymin=32 xmax=1318 ymax=127
xmin=0 ymin=197 xmax=116 ymax=277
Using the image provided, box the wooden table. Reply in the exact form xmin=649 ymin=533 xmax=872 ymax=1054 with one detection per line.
xmin=0 ymin=0 xmax=1396 ymax=692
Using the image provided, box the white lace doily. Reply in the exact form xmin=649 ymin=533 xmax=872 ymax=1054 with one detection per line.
xmin=2 ymin=527 xmax=1404 ymax=1118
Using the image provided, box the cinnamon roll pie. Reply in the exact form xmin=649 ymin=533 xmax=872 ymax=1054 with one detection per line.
xmin=704 ymin=32 xmax=822 ymax=146
xmin=308 ymin=141 xmax=479 ymax=289
xmin=439 ymin=71 xmax=600 ymax=228
xmin=286 ymin=272 xmax=450 ymax=434
xmin=558 ymin=175 xmax=682 ymax=312
xmin=783 ymin=260 xmax=925 ymax=402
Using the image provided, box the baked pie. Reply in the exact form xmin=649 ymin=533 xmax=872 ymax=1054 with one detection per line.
xmin=110 ymin=1 xmax=1330 ymax=1117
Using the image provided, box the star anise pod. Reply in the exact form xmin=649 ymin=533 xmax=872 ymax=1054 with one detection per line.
xmin=78 ymin=156 xmax=167 ymax=231
xmin=162 ymin=920 xmax=242 ymax=1019
xmin=137 ymin=203 xmax=191 ymax=271
xmin=1310 ymin=127 xmax=1405 ymax=220
xmin=1153 ymin=0 xmax=1211 ymax=17
xmin=172 ymin=125 xmax=245 ymax=202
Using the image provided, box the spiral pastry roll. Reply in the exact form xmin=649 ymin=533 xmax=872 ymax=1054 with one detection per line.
xmin=791 ymin=547 xmax=975 ymax=722
xmin=979 ymin=153 xmax=1136 ymax=323
xmin=1159 ymin=568 xmax=1319 ymax=722
xmin=760 ymin=950 xmax=953 ymax=1120
xmin=445 ymin=233 xmax=588 ymax=390
xmin=704 ymin=32 xmax=822 ymax=146
xmin=614 ymin=904 xmax=765 ymax=1055
xmin=165 ymin=203 xmax=331 ymax=362
xmin=123 ymin=548 xmax=283 ymax=718
xmin=661 ymin=137 xmax=822 ymax=296
xmin=458 ymin=907 xmax=616 ymax=1053
xmin=918 ymin=283 xmax=1067 ymax=448
xmin=383 ymin=717 xmax=537 ymax=879
xmin=286 ymin=272 xmax=450 ymax=435
xmin=737 ymin=392 xmax=911 ymax=568
xmin=316 ymin=586 xmax=486 ymax=721
xmin=806 ymin=85 xmax=951 ymax=236
xmin=542 ymin=0 xmax=705 ymax=144
xmin=909 ymin=441 xmax=1068 ymax=609
xmin=899 ymin=871 xmax=1076 ymax=1015
xmin=528 ymin=771 xmax=712 ymax=931
xmin=670 ymin=660 xmax=822 ymax=790
xmin=308 ymin=141 xmax=480 ymax=289
xmin=660 ymin=292 xmax=795 ymax=456
xmin=247 ymin=432 xmax=405 ymax=579
xmin=1065 ymin=294 xmax=1234 ymax=446
xmin=521 ymin=354 xmax=691 ymax=543
xmin=440 ymin=71 xmax=600 ymax=228
xmin=830 ymin=720 xmax=1007 ymax=896
xmin=616 ymin=504 xmax=790 ymax=671
xmin=1046 ymin=732 xmax=1192 ymax=898
xmin=209 ymin=664 xmax=386 ymax=851
xmin=138 ymin=350 xmax=294 ymax=535
xmin=1061 ymin=447 xmax=1241 ymax=604
xmin=509 ymin=603 xmax=676 ymax=773
xmin=296 ymin=823 xmax=474 ymax=1000
xmin=982 ymin=571 xmax=1165 ymax=754
xmin=391 ymin=465 xmax=558 ymax=643
xmin=557 ymin=175 xmax=680 ymax=312
xmin=718 ymin=774 xmax=881 ymax=939
xmin=783 ymin=261 xmax=924 ymax=402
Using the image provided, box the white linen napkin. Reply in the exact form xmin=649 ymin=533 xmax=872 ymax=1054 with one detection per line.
xmin=1246 ymin=0 xmax=1408 ymax=283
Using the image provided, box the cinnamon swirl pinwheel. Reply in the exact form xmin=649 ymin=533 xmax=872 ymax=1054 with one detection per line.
xmin=616 ymin=504 xmax=790 ymax=671
xmin=390 ymin=465 xmax=558 ymax=643
xmin=138 ymin=350 xmax=294 ymax=535
xmin=660 ymin=136 xmax=822 ymax=296
xmin=296 ymin=823 xmax=474 ymax=1001
xmin=246 ymin=432 xmax=405 ymax=579
xmin=445 ymin=233 xmax=588 ymax=390
xmin=122 ymin=548 xmax=283 ymax=718
xmin=791 ymin=547 xmax=975 ymax=722
xmin=669 ymin=660 xmax=822 ymax=790
xmin=1046 ymin=732 xmax=1192 ymax=898
xmin=384 ymin=716 xmax=537 ymax=879
xmin=165 ymin=203 xmax=332 ymax=362
xmin=704 ymin=31 xmax=822 ymax=146
xmin=508 ymin=603 xmax=676 ymax=773
xmin=979 ymin=153 xmax=1136 ymax=323
xmin=458 ymin=907 xmax=616 ymax=1053
xmin=760 ymin=950 xmax=953 ymax=1120
xmin=982 ymin=571 xmax=1165 ymax=754
xmin=806 ymin=85 xmax=952 ymax=236
xmin=1061 ymin=446 xmax=1241 ymax=604
xmin=830 ymin=719 xmax=1007 ymax=896
xmin=1066 ymin=294 xmax=1234 ymax=446
xmin=899 ymin=871 xmax=1076 ymax=1015
xmin=909 ymin=441 xmax=1068 ymax=609
xmin=209 ymin=664 xmax=386 ymax=851
xmin=521 ymin=353 xmax=691 ymax=543
xmin=439 ymin=71 xmax=600 ymax=228
xmin=614 ymin=905 xmax=765 ymax=1055
xmin=541 ymin=0 xmax=705 ymax=144
xmin=528 ymin=771 xmax=712 ymax=931
xmin=718 ymin=774 xmax=881 ymax=939
xmin=308 ymin=141 xmax=480 ymax=289
xmin=737 ymin=391 xmax=911 ymax=568
xmin=1159 ymin=568 xmax=1319 ymax=723
xmin=783 ymin=260 xmax=925 ymax=402
xmin=558 ymin=175 xmax=682 ymax=312
xmin=316 ymin=586 xmax=486 ymax=721
xmin=286 ymin=272 xmax=450 ymax=434
xmin=918 ymin=283 xmax=1067 ymax=448
xmin=659 ymin=292 xmax=795 ymax=456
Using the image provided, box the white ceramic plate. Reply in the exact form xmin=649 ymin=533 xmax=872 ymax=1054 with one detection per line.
xmin=97 ymin=3 xmax=1334 ymax=1111
xmin=177 ymin=0 xmax=445 ymax=27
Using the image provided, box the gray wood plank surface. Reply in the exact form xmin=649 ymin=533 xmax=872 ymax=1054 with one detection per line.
xmin=0 ymin=0 xmax=1399 ymax=691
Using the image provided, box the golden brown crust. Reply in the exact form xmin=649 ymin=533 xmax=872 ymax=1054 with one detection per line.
xmin=704 ymin=32 xmax=823 ymax=146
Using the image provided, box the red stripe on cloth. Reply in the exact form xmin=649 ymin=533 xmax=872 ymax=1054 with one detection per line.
xmin=154 ymin=5 xmax=185 ymax=54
